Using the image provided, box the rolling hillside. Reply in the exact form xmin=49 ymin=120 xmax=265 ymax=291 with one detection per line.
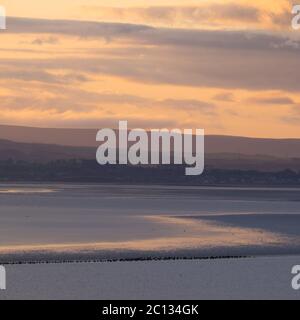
xmin=0 ymin=124 xmax=300 ymax=158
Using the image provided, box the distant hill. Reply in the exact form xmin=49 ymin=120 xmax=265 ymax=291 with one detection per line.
xmin=0 ymin=138 xmax=300 ymax=171
xmin=206 ymin=153 xmax=300 ymax=172
xmin=0 ymin=124 xmax=96 ymax=148
xmin=0 ymin=139 xmax=94 ymax=162
xmin=0 ymin=124 xmax=300 ymax=158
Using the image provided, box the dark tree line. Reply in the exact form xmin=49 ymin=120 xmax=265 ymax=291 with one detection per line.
xmin=0 ymin=159 xmax=300 ymax=186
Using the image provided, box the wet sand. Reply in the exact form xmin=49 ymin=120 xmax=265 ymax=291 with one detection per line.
xmin=1 ymin=255 xmax=300 ymax=300
xmin=0 ymin=184 xmax=300 ymax=263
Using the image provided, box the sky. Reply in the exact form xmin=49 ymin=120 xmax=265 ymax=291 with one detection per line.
xmin=0 ymin=0 xmax=300 ymax=138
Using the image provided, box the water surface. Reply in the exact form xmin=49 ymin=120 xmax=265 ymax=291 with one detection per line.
xmin=0 ymin=183 xmax=299 ymax=262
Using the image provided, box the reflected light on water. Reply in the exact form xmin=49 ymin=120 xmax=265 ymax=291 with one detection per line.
xmin=0 ymin=216 xmax=287 ymax=255
xmin=0 ymin=188 xmax=56 ymax=194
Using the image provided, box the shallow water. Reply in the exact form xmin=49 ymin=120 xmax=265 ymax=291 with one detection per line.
xmin=0 ymin=183 xmax=300 ymax=262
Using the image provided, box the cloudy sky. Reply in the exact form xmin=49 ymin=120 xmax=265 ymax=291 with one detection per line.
xmin=0 ymin=0 xmax=300 ymax=138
